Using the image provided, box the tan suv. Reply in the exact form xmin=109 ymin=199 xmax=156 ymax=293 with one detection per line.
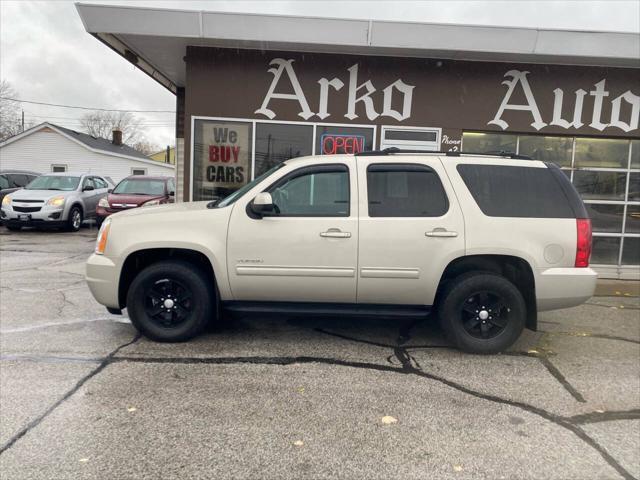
xmin=86 ymin=151 xmax=597 ymax=354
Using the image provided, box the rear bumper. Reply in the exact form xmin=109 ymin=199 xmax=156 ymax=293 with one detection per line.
xmin=536 ymin=267 xmax=598 ymax=311
xmin=86 ymin=253 xmax=120 ymax=309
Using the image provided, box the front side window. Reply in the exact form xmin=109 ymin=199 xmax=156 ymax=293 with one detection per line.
xmin=94 ymin=177 xmax=108 ymax=189
xmin=267 ymin=165 xmax=350 ymax=216
xmin=26 ymin=175 xmax=80 ymax=191
xmin=0 ymin=175 xmax=9 ymax=190
xmin=367 ymin=164 xmax=449 ymax=217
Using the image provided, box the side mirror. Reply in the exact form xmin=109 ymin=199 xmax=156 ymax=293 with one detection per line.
xmin=83 ymin=185 xmax=95 ymax=192
xmin=168 ymin=191 xmax=175 ymax=197
xmin=250 ymin=192 xmax=275 ymax=217
xmin=107 ymin=189 xmax=113 ymax=194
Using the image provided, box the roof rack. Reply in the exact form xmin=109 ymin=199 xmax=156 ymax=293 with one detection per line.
xmin=357 ymin=147 xmax=531 ymax=160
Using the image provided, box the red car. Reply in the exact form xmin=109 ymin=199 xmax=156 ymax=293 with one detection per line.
xmin=96 ymin=175 xmax=175 ymax=225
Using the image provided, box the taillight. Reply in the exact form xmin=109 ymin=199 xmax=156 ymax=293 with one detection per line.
xmin=575 ymin=219 xmax=592 ymax=268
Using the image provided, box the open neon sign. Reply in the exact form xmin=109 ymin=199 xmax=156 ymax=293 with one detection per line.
xmin=321 ymin=134 xmax=366 ymax=154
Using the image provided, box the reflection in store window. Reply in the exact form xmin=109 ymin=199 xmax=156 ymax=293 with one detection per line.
xmin=632 ymin=140 xmax=640 ymax=169
xmin=192 ymin=120 xmax=252 ymax=201
xmin=574 ymin=138 xmax=629 ymax=168
xmin=572 ymin=171 xmax=627 ymax=200
xmin=629 ymin=173 xmax=639 ymax=202
xmin=621 ymin=238 xmax=639 ymax=265
xmin=315 ymin=126 xmax=374 ymax=155
xmin=591 ymin=237 xmax=621 ymax=264
xmin=585 ymin=204 xmax=623 ymax=233
xmin=518 ymin=135 xmax=572 ymax=167
xmin=255 ymin=123 xmax=313 ymax=177
xmin=461 ymin=132 xmax=517 ymax=154
xmin=626 ymin=205 xmax=640 ymax=234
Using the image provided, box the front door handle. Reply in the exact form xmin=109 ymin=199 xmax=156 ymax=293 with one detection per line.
xmin=320 ymin=228 xmax=351 ymax=238
xmin=425 ymin=228 xmax=458 ymax=238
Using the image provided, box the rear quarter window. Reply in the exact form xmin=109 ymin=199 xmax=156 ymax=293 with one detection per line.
xmin=456 ymin=164 xmax=580 ymax=218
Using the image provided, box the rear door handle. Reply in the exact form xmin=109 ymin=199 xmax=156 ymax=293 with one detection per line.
xmin=320 ymin=228 xmax=351 ymax=238
xmin=425 ymin=228 xmax=458 ymax=238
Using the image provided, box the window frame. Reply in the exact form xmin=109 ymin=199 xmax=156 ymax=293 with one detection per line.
xmin=259 ymin=163 xmax=351 ymax=218
xmin=51 ymin=164 xmax=67 ymax=173
xmin=366 ymin=163 xmax=450 ymax=218
xmin=131 ymin=167 xmax=147 ymax=176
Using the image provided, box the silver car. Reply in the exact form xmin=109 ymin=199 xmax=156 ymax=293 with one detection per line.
xmin=1 ymin=172 xmax=111 ymax=232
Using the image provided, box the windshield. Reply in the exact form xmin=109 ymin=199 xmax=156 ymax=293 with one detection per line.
xmin=25 ymin=175 xmax=80 ymax=191
xmin=214 ymin=163 xmax=285 ymax=208
xmin=113 ymin=179 xmax=166 ymax=195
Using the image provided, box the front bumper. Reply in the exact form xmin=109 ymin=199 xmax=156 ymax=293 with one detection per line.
xmin=536 ymin=267 xmax=598 ymax=311
xmin=1 ymin=205 xmax=67 ymax=228
xmin=86 ymin=253 xmax=120 ymax=309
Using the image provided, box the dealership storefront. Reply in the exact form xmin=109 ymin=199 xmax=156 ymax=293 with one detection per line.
xmin=78 ymin=5 xmax=639 ymax=278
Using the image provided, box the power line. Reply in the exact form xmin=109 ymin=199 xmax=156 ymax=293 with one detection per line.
xmin=1 ymin=96 xmax=175 ymax=113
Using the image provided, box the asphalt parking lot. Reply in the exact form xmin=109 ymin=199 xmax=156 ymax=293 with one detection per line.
xmin=0 ymin=227 xmax=638 ymax=480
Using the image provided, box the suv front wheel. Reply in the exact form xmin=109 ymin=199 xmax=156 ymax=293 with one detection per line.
xmin=437 ymin=272 xmax=526 ymax=354
xmin=126 ymin=260 xmax=214 ymax=342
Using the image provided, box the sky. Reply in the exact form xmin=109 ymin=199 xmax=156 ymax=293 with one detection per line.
xmin=1 ymin=0 xmax=639 ymax=148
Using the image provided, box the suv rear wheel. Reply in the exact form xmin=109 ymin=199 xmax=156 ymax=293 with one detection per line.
xmin=437 ymin=272 xmax=526 ymax=354
xmin=126 ymin=260 xmax=214 ymax=342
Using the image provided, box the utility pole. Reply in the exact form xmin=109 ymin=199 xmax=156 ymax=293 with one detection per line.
xmin=21 ymin=110 xmax=24 ymax=132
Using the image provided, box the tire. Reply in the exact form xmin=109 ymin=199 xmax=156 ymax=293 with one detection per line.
xmin=66 ymin=206 xmax=83 ymax=232
xmin=126 ymin=260 xmax=214 ymax=342
xmin=6 ymin=224 xmax=21 ymax=232
xmin=437 ymin=272 xmax=526 ymax=354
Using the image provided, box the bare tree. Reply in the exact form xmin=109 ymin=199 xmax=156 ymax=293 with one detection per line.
xmin=0 ymin=80 xmax=22 ymax=141
xmin=131 ymin=140 xmax=161 ymax=156
xmin=80 ymin=110 xmax=145 ymax=146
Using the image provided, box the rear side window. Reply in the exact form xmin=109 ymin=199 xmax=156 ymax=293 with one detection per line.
xmin=367 ymin=164 xmax=449 ymax=217
xmin=457 ymin=164 xmax=579 ymax=218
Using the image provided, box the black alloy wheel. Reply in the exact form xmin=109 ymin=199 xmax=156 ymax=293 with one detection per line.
xmin=144 ymin=278 xmax=193 ymax=329
xmin=126 ymin=260 xmax=214 ymax=342
xmin=437 ymin=272 xmax=526 ymax=354
xmin=460 ymin=291 xmax=510 ymax=339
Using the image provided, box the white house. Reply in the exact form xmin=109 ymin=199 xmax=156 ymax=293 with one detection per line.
xmin=0 ymin=122 xmax=175 ymax=184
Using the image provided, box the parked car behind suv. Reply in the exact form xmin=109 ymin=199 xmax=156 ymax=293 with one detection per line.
xmin=86 ymin=151 xmax=597 ymax=354
xmin=0 ymin=170 xmax=40 ymax=225
xmin=2 ymin=172 xmax=111 ymax=231
xmin=96 ymin=175 xmax=175 ymax=226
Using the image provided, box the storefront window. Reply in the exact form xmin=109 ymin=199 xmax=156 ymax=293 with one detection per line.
xmin=591 ymin=237 xmax=621 ymax=264
xmin=461 ymin=132 xmax=517 ymax=154
xmin=585 ymin=204 xmax=624 ymax=233
xmin=192 ymin=119 xmax=252 ymax=201
xmin=574 ymin=138 xmax=629 ymax=168
xmin=462 ymin=130 xmax=638 ymax=269
xmin=316 ymin=126 xmax=374 ymax=155
xmin=621 ymin=238 xmax=639 ymax=265
xmin=518 ymin=135 xmax=572 ymax=167
xmin=255 ymin=123 xmax=313 ymax=177
xmin=572 ymin=171 xmax=627 ymax=200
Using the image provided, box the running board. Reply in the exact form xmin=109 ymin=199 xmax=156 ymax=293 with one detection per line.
xmin=222 ymin=301 xmax=431 ymax=318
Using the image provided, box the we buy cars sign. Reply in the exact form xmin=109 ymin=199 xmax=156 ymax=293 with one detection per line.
xmin=199 ymin=122 xmax=250 ymax=188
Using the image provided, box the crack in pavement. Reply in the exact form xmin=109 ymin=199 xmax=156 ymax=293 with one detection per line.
xmin=1 ymin=330 xmax=638 ymax=478
xmin=539 ymin=330 xmax=640 ymax=345
xmin=0 ymin=333 xmax=142 ymax=455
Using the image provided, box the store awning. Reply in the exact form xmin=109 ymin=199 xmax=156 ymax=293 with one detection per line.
xmin=76 ymin=3 xmax=640 ymax=93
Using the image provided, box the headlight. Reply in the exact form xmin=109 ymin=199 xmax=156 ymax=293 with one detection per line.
xmin=1 ymin=195 xmax=11 ymax=207
xmin=46 ymin=195 xmax=65 ymax=207
xmin=98 ymin=197 xmax=110 ymax=208
xmin=95 ymin=218 xmax=111 ymax=255
xmin=142 ymin=199 xmax=161 ymax=207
